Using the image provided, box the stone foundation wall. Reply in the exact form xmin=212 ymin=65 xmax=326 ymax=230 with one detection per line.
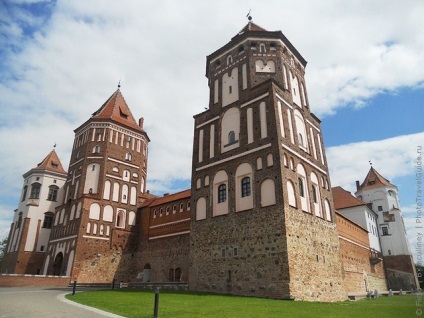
xmin=286 ymin=208 xmax=346 ymax=302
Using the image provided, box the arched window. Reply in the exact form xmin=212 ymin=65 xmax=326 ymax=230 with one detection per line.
xmin=298 ymin=177 xmax=305 ymax=197
xmin=259 ymin=43 xmax=266 ymax=53
xmin=312 ymin=185 xmax=317 ymax=203
xmin=125 ymin=152 xmax=132 ymax=161
xmin=21 ymin=185 xmax=28 ymax=201
xmin=41 ymin=212 xmax=53 ymax=229
xmin=92 ymin=145 xmax=100 ymax=154
xmin=227 ymin=55 xmax=233 ymax=65
xmin=241 ymin=177 xmax=251 ymax=197
xmin=218 ymin=184 xmax=227 ymax=203
xmin=287 ymin=180 xmax=296 ymax=207
xmin=173 ymin=205 xmax=177 ymax=214
xmin=228 ymin=131 xmax=236 ymax=144
xmin=30 ymin=182 xmax=41 ymax=199
xmin=116 ymin=210 xmax=125 ymax=228
xmin=47 ymin=185 xmax=59 ymax=201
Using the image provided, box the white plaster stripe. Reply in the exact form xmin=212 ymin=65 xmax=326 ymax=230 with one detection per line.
xmin=306 ymin=119 xmax=321 ymax=132
xmin=282 ymin=144 xmax=327 ymax=175
xmin=149 ymin=218 xmax=191 ymax=229
xmin=240 ymin=92 xmax=269 ymax=108
xmin=105 ymin=174 xmax=122 ymax=181
xmin=149 ymin=230 xmax=190 ymax=240
xmin=82 ymin=235 xmax=110 ymax=241
xmin=196 ymin=116 xmax=220 ymax=129
xmin=69 ymin=157 xmax=84 ymax=168
xmin=49 ymin=235 xmax=78 ymax=243
xmin=196 ymin=143 xmax=272 ymax=171
xmin=275 ymin=93 xmax=293 ymax=109
xmin=108 ymin=157 xmax=139 ymax=169
xmin=338 ymin=235 xmax=370 ymax=251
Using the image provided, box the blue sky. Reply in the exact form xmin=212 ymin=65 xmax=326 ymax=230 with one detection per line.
xmin=0 ymin=0 xmax=423 ymax=262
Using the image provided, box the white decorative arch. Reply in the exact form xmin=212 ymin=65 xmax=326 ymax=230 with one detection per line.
xmin=89 ymin=203 xmax=101 ymax=220
xmin=287 ymin=180 xmax=296 ymax=207
xmin=103 ymin=205 xmax=113 ymax=222
xmin=112 ymin=182 xmax=120 ymax=202
xmin=196 ymin=197 xmax=207 ymax=220
xmin=235 ymin=163 xmax=253 ymax=212
xmin=311 ymin=172 xmax=322 ymax=218
xmin=84 ymin=163 xmax=100 ymax=194
xmin=222 ymin=67 xmax=239 ymax=107
xmin=213 ymin=170 xmax=229 ymax=216
xmin=75 ymin=202 xmax=82 ymax=219
xmin=103 ymin=180 xmax=111 ymax=200
xmin=261 ymin=179 xmax=276 ymax=207
xmin=128 ymin=211 xmax=136 ymax=225
xmin=324 ymin=199 xmax=332 ymax=221
xmin=255 ymin=59 xmax=276 ymax=73
xmin=297 ymin=163 xmax=310 ymax=212
xmin=221 ymin=107 xmax=240 ymax=153
xmin=294 ymin=109 xmax=308 ymax=151
xmin=130 ymin=186 xmax=137 ymax=205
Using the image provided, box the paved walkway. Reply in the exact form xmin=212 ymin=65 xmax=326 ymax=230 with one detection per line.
xmin=0 ymin=287 xmax=126 ymax=318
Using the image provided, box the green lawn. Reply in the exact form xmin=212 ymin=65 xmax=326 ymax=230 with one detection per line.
xmin=66 ymin=290 xmax=418 ymax=318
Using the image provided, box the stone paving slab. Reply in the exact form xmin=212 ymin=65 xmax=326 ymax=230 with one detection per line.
xmin=0 ymin=287 xmax=126 ymax=318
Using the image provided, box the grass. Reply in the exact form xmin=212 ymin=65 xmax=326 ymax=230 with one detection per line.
xmin=66 ymin=290 xmax=417 ymax=318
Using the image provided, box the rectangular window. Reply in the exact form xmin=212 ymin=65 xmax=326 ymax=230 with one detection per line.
xmin=221 ymin=248 xmax=226 ymax=258
xmin=233 ymin=247 xmax=239 ymax=257
xmin=241 ymin=177 xmax=251 ymax=197
xmin=218 ymin=184 xmax=227 ymax=203
xmin=382 ymin=226 xmax=389 ymax=236
xmin=378 ymin=206 xmax=383 ymax=211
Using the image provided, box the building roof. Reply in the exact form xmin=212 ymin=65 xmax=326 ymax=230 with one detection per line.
xmin=237 ymin=21 xmax=267 ymax=33
xmin=332 ymin=186 xmax=365 ymax=210
xmin=206 ymin=22 xmax=307 ymax=76
xmin=90 ymin=88 xmax=142 ymax=132
xmin=357 ymin=167 xmax=396 ymax=191
xmin=142 ymin=189 xmax=191 ymax=208
xmin=27 ymin=149 xmax=67 ymax=176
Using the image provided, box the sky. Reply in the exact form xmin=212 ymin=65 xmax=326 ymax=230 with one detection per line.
xmin=0 ymin=0 xmax=423 ymax=261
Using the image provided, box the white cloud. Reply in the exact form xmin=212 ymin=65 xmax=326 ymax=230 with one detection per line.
xmin=1 ymin=0 xmax=424 ymax=241
xmin=327 ymin=132 xmax=424 ymax=193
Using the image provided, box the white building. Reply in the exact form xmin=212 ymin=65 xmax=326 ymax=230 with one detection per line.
xmin=355 ymin=167 xmax=419 ymax=290
xmin=332 ymin=186 xmax=381 ymax=253
xmin=1 ymin=149 xmax=67 ymax=274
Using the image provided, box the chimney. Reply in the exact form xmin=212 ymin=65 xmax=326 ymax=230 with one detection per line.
xmin=355 ymin=181 xmax=360 ymax=191
xmin=163 ymin=193 xmax=169 ymax=197
xmin=139 ymin=117 xmax=144 ymax=129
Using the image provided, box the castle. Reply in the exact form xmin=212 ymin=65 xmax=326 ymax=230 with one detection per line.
xmin=0 ymin=22 xmax=418 ymax=301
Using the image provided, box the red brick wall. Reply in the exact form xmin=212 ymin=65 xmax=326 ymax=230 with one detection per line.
xmin=0 ymin=274 xmax=70 ymax=287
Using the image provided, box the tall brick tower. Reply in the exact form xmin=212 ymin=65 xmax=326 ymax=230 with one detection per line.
xmin=189 ymin=22 xmax=345 ymax=301
xmin=43 ymin=87 xmax=149 ymax=282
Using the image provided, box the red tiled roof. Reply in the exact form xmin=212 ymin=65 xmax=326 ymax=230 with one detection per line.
xmin=332 ymin=186 xmax=365 ymax=210
xmin=91 ymin=89 xmax=142 ymax=132
xmin=358 ymin=167 xmax=395 ymax=190
xmin=32 ymin=150 xmax=67 ymax=175
xmin=144 ymin=189 xmax=191 ymax=207
xmin=238 ymin=22 xmax=267 ymax=34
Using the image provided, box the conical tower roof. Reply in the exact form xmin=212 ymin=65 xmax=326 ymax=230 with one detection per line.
xmin=90 ymin=88 xmax=142 ymax=132
xmin=27 ymin=149 xmax=67 ymax=176
xmin=357 ymin=167 xmax=396 ymax=190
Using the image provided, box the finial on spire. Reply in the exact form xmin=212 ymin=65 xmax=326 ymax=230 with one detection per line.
xmin=369 ymin=160 xmax=372 ymax=166
xmin=246 ymin=9 xmax=252 ymax=22
xmin=53 ymin=142 xmax=56 ymax=149
xmin=118 ymin=80 xmax=121 ymax=89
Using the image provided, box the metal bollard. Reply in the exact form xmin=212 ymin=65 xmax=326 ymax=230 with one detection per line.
xmin=72 ymin=280 xmax=77 ymax=295
xmin=153 ymin=287 xmax=160 ymax=317
xmin=112 ymin=279 xmax=116 ymax=290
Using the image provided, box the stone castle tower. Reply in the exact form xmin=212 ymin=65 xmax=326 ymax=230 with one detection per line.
xmin=0 ymin=150 xmax=67 ymax=275
xmin=42 ymin=88 xmax=149 ymax=282
xmin=189 ymin=22 xmax=345 ymax=301
xmin=355 ymin=167 xmax=419 ymax=290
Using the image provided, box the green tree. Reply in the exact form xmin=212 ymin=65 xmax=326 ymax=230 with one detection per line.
xmin=0 ymin=237 xmax=8 ymax=264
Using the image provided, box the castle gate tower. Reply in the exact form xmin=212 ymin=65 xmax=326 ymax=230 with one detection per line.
xmin=189 ymin=22 xmax=345 ymax=301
